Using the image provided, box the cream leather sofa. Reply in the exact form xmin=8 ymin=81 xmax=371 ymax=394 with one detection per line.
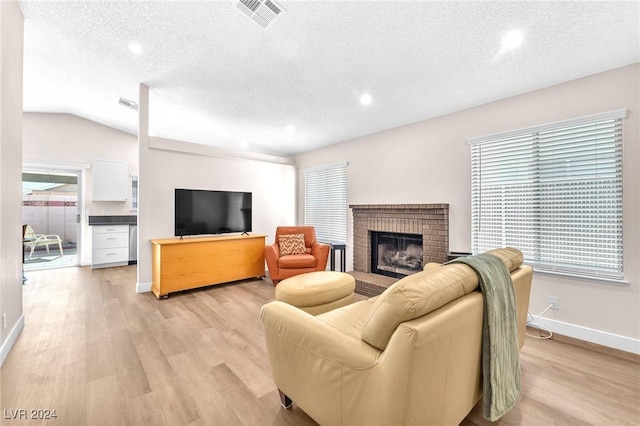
xmin=261 ymin=248 xmax=532 ymax=426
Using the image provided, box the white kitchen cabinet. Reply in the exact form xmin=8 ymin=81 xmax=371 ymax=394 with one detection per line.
xmin=92 ymin=225 xmax=129 ymax=268
xmin=92 ymin=159 xmax=128 ymax=201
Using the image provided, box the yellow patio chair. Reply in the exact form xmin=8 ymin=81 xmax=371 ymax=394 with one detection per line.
xmin=23 ymin=225 xmax=63 ymax=259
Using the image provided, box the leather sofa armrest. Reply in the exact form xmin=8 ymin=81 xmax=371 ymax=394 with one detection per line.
xmin=311 ymin=242 xmax=330 ymax=271
xmin=264 ymin=243 xmax=280 ymax=282
xmin=266 ymin=242 xmax=280 ymax=258
xmin=262 ymin=301 xmax=383 ymax=425
xmin=261 ymin=301 xmax=380 ymax=368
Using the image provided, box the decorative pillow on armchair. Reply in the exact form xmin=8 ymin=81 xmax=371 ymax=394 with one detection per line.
xmin=279 ymin=233 xmax=307 ymax=256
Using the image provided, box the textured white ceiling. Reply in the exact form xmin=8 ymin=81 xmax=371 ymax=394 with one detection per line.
xmin=20 ymin=1 xmax=640 ymax=157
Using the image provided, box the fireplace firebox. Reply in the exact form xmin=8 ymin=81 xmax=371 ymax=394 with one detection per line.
xmin=350 ymin=204 xmax=449 ymax=296
xmin=371 ymin=231 xmax=423 ymax=278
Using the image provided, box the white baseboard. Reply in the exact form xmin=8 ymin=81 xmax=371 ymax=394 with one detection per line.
xmin=0 ymin=314 xmax=25 ymax=367
xmin=136 ymin=281 xmax=152 ymax=293
xmin=530 ymin=316 xmax=640 ymax=355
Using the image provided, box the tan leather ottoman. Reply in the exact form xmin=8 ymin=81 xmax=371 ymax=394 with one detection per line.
xmin=275 ymin=271 xmax=356 ymax=315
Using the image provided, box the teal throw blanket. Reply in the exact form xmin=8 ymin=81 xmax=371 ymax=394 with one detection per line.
xmin=448 ymin=253 xmax=520 ymax=421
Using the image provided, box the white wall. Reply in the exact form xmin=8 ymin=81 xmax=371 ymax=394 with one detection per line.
xmin=0 ymin=0 xmax=24 ymax=366
xmin=294 ymin=64 xmax=640 ymax=353
xmin=22 ymin=110 xmax=297 ymax=293
xmin=22 ymin=113 xmax=138 ymax=265
xmin=136 ymin=137 xmax=297 ymax=291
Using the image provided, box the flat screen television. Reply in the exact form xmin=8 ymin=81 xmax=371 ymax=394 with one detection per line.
xmin=175 ymin=188 xmax=252 ymax=237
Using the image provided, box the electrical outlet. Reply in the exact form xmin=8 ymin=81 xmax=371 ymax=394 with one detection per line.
xmin=548 ymin=296 xmax=559 ymax=310
xmin=2 ymin=313 xmax=6 ymax=329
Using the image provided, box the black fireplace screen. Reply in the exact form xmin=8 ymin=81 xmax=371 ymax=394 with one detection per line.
xmin=371 ymin=231 xmax=423 ymax=278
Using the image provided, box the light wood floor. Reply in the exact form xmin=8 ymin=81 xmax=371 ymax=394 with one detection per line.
xmin=2 ymin=265 xmax=639 ymax=425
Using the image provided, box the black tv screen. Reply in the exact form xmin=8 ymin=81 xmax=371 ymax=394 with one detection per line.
xmin=175 ymin=189 xmax=252 ymax=237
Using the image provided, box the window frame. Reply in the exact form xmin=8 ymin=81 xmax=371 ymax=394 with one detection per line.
xmin=130 ymin=174 xmax=138 ymax=212
xmin=303 ymin=162 xmax=348 ymax=244
xmin=468 ymin=109 xmax=627 ymax=283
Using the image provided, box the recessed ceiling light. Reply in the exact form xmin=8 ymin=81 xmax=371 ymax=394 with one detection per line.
xmin=128 ymin=42 xmax=142 ymax=54
xmin=360 ymin=93 xmax=373 ymax=106
xmin=285 ymin=124 xmax=296 ymax=134
xmin=501 ymin=30 xmax=524 ymax=51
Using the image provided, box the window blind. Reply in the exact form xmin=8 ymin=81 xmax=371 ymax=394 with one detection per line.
xmin=131 ymin=175 xmax=138 ymax=211
xmin=468 ymin=109 xmax=626 ymax=281
xmin=304 ymin=162 xmax=347 ymax=243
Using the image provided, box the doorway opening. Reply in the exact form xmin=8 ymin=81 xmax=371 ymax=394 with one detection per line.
xmin=22 ymin=169 xmax=81 ymax=271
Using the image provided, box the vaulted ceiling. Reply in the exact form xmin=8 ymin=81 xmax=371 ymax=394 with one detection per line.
xmin=20 ymin=1 xmax=640 ymax=157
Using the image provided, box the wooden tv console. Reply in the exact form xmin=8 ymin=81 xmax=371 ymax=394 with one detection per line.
xmin=150 ymin=234 xmax=266 ymax=299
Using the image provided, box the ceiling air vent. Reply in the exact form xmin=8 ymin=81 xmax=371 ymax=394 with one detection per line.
xmin=233 ymin=0 xmax=285 ymax=29
xmin=118 ymin=98 xmax=139 ymax=111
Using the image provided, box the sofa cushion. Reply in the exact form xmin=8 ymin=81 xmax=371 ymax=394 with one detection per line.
xmin=317 ymin=297 xmax=379 ymax=340
xmin=276 ymin=226 xmax=317 ymax=248
xmin=279 ymin=233 xmax=307 ymax=256
xmin=278 ymin=253 xmax=317 ymax=269
xmin=361 ymin=248 xmax=523 ymax=351
xmin=423 ymin=262 xmax=443 ymax=272
xmin=483 ymin=247 xmax=523 ymax=272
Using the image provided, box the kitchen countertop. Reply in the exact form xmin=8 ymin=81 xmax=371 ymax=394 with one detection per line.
xmin=88 ymin=215 xmax=137 ymax=226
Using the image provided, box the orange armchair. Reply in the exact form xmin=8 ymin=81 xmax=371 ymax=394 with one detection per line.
xmin=265 ymin=226 xmax=330 ymax=285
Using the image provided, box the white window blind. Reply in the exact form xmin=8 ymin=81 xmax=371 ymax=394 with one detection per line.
xmin=131 ymin=175 xmax=138 ymax=211
xmin=304 ymin=162 xmax=347 ymax=243
xmin=468 ymin=109 xmax=626 ymax=281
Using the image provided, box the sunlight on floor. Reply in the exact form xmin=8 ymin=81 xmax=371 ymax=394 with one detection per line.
xmin=23 ymin=250 xmax=78 ymax=272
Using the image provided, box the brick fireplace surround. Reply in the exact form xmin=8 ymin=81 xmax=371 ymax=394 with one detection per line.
xmin=349 ymin=204 xmax=449 ymax=296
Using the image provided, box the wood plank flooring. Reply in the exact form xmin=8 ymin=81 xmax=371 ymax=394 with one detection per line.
xmin=2 ymin=265 xmax=639 ymax=425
